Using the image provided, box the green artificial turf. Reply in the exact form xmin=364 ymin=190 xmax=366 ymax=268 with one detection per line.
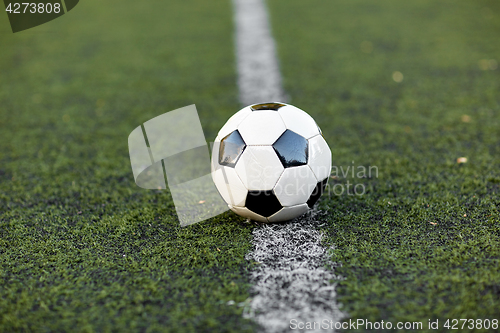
xmin=268 ymin=0 xmax=500 ymax=330
xmin=0 ymin=0 xmax=257 ymax=332
xmin=2 ymin=0 xmax=500 ymax=331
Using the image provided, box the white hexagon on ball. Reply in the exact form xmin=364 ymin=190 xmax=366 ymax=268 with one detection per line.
xmin=217 ymin=106 xmax=252 ymax=139
xmin=273 ymin=165 xmax=317 ymax=207
xmin=308 ymin=135 xmax=332 ymax=182
xmin=268 ymin=203 xmax=309 ymax=223
xmin=278 ymin=105 xmax=320 ymax=139
xmin=235 ymin=146 xmax=284 ymax=191
xmin=212 ymin=167 xmax=247 ymax=207
xmin=238 ymin=111 xmax=286 ymax=145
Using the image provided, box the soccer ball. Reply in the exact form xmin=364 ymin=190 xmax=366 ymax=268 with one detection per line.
xmin=211 ymin=102 xmax=331 ymax=222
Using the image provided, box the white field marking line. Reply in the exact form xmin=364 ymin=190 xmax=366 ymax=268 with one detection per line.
xmin=232 ymin=0 xmax=287 ymax=106
xmin=242 ymin=209 xmax=345 ymax=332
xmin=232 ymin=1 xmax=345 ymax=331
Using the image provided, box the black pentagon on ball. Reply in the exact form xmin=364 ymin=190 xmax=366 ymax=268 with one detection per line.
xmin=307 ymin=178 xmax=328 ymax=208
xmin=250 ymin=102 xmax=286 ymax=111
xmin=219 ymin=130 xmax=246 ymax=167
xmin=272 ymin=129 xmax=308 ymax=168
xmin=246 ymin=190 xmax=283 ymax=218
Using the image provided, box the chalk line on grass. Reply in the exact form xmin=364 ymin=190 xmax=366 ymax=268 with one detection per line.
xmin=232 ymin=0 xmax=287 ymax=105
xmin=243 ymin=210 xmax=345 ymax=332
xmin=232 ymin=1 xmax=345 ymax=331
